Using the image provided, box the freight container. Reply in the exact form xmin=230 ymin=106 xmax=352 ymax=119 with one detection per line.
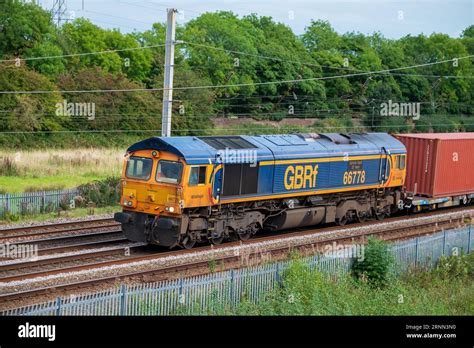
xmin=395 ymin=133 xmax=474 ymax=198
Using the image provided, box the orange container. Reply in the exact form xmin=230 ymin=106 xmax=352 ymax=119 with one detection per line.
xmin=395 ymin=133 xmax=474 ymax=198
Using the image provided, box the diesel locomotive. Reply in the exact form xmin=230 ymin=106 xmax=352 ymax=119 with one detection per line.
xmin=114 ymin=132 xmax=408 ymax=248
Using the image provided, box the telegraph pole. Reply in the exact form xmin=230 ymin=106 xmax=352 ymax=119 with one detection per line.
xmin=161 ymin=8 xmax=177 ymax=137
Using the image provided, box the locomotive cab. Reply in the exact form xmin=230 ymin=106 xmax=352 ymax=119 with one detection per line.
xmin=114 ymin=149 xmax=189 ymax=248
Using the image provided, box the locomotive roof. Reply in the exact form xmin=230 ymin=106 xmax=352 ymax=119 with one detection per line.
xmin=127 ymin=132 xmax=406 ymax=165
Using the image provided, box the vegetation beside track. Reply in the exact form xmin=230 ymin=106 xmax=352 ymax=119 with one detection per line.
xmin=187 ymin=240 xmax=474 ymax=315
xmin=0 ymin=205 xmax=119 ymax=225
xmin=0 ymin=176 xmax=120 ymax=222
xmin=0 ymin=148 xmax=122 ymax=193
xmin=226 ymin=257 xmax=473 ymax=315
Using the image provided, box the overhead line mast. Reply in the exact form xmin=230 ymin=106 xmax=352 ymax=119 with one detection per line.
xmin=161 ymin=8 xmax=178 ymax=137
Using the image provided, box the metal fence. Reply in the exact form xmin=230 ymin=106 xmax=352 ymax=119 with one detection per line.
xmin=0 ymin=189 xmax=78 ymax=218
xmin=2 ymin=226 xmax=472 ymax=316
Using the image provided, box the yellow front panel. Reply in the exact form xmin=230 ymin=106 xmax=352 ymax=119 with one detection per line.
xmin=120 ymin=150 xmax=184 ymax=216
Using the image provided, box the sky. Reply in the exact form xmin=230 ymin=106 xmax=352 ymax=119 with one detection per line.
xmin=39 ymin=0 xmax=473 ymax=38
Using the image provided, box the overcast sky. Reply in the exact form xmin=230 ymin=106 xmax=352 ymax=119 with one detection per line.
xmin=39 ymin=0 xmax=473 ymax=38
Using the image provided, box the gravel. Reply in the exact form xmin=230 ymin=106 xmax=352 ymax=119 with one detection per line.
xmin=0 ymin=208 xmax=472 ymax=294
xmin=0 ymin=213 xmax=115 ymax=231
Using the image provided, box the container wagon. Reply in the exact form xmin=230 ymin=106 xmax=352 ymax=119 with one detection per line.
xmin=396 ymin=133 xmax=474 ymax=211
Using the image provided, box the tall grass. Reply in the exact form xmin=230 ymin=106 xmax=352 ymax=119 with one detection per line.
xmin=0 ymin=148 xmax=124 ymax=192
xmin=0 ymin=148 xmax=123 ymax=178
xmin=0 ymin=156 xmax=20 ymax=176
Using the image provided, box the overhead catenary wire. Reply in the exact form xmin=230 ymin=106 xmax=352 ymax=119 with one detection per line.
xmin=1 ymin=54 xmax=472 ymax=95
xmin=1 ymin=121 xmax=474 ymax=135
xmin=181 ymin=41 xmax=474 ymax=79
xmin=0 ymin=43 xmax=169 ymax=63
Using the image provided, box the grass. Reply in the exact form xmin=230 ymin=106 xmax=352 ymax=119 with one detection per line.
xmin=0 ymin=148 xmax=124 ymax=193
xmin=0 ymin=205 xmax=120 ymax=225
xmin=171 ymin=252 xmax=474 ymax=316
xmin=224 ymin=256 xmax=474 ymax=316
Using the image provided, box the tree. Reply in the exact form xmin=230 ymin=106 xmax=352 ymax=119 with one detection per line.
xmin=0 ymin=1 xmax=55 ymax=57
xmin=57 ymin=67 xmax=162 ymax=131
xmin=0 ymin=65 xmax=62 ymax=132
xmin=302 ymin=20 xmax=341 ymax=52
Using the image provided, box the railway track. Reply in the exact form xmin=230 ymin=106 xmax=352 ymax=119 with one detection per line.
xmin=0 ymin=207 xmax=472 ymax=309
xmin=0 ymin=217 xmax=119 ymax=243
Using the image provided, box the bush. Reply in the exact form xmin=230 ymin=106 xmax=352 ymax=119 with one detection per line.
xmin=434 ymin=253 xmax=471 ymax=279
xmin=351 ymin=237 xmax=394 ymax=288
xmin=3 ymin=211 xmax=20 ymax=222
xmin=77 ymin=177 xmax=121 ymax=207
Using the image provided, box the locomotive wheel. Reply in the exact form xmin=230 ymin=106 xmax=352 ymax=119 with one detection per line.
xmin=210 ymin=235 xmax=225 ymax=245
xmin=375 ymin=212 xmax=385 ymax=221
xmin=357 ymin=211 xmax=368 ymax=223
xmin=237 ymin=229 xmax=252 ymax=241
xmin=182 ymin=236 xmax=196 ymax=249
xmin=336 ymin=215 xmax=347 ymax=226
xmin=238 ymin=223 xmax=258 ymax=241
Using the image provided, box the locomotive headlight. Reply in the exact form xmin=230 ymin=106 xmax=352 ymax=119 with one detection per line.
xmin=127 ymin=201 xmax=133 ymax=207
xmin=165 ymin=206 xmax=175 ymax=213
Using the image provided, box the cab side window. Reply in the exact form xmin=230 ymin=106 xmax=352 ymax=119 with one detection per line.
xmin=189 ymin=166 xmax=207 ymax=186
xmin=396 ymin=155 xmax=406 ymax=170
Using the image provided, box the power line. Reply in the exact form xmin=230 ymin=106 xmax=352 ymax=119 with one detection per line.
xmin=80 ymin=9 xmax=156 ymax=26
xmin=1 ymin=54 xmax=472 ymax=95
xmin=1 ymin=121 xmax=474 ymax=135
xmin=182 ymin=41 xmax=474 ymax=80
xmin=0 ymin=43 xmax=168 ymax=63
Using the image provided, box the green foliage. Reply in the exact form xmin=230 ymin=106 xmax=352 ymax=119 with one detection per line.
xmin=314 ymin=115 xmax=355 ymax=132
xmin=414 ymin=114 xmax=460 ymax=132
xmin=0 ymin=1 xmax=55 ymax=57
xmin=77 ymin=177 xmax=121 ymax=207
xmin=351 ymin=237 xmax=394 ymax=287
xmin=0 ymin=2 xmax=472 ymax=143
xmin=25 ymin=40 xmax=66 ymax=79
xmin=57 ymin=67 xmax=162 ymax=131
xmin=0 ymin=65 xmax=63 ymax=132
xmin=434 ymin=253 xmax=472 ymax=279
xmin=187 ymin=254 xmax=474 ymax=315
xmin=3 ymin=211 xmax=20 ymax=222
xmin=61 ymin=19 xmax=153 ymax=82
xmin=378 ymin=116 xmax=412 ymax=133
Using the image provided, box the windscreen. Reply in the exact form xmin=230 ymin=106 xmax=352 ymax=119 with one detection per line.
xmin=126 ymin=156 xmax=153 ymax=180
xmin=156 ymin=160 xmax=183 ymax=184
